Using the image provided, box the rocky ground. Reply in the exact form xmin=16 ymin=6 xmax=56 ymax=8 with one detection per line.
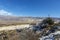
xmin=0 ymin=17 xmax=60 ymax=40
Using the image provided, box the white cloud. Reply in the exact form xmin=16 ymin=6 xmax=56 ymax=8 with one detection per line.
xmin=0 ymin=9 xmax=13 ymax=16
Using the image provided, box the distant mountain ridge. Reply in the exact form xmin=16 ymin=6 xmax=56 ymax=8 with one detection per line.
xmin=0 ymin=15 xmax=60 ymax=25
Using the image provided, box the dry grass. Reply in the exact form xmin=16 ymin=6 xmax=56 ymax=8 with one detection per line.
xmin=0 ymin=21 xmax=36 ymax=27
xmin=0 ymin=29 xmax=40 ymax=40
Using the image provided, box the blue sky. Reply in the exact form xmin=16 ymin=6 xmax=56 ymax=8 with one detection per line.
xmin=0 ymin=0 xmax=60 ymax=17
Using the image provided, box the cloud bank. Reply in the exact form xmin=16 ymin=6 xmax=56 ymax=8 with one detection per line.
xmin=0 ymin=9 xmax=13 ymax=16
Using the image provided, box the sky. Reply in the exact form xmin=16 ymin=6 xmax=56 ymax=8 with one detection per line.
xmin=0 ymin=0 xmax=60 ymax=17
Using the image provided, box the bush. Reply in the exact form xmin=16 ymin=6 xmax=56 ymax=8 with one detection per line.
xmin=42 ymin=17 xmax=54 ymax=25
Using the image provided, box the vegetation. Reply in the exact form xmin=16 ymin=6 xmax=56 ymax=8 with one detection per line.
xmin=42 ymin=17 xmax=54 ymax=25
xmin=0 ymin=17 xmax=59 ymax=40
xmin=33 ymin=17 xmax=58 ymax=36
xmin=0 ymin=29 xmax=40 ymax=40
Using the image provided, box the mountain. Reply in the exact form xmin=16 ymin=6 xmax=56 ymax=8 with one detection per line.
xmin=0 ymin=15 xmax=60 ymax=25
xmin=0 ymin=15 xmax=43 ymax=25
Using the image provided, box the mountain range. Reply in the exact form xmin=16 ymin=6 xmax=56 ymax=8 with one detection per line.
xmin=0 ymin=15 xmax=60 ymax=25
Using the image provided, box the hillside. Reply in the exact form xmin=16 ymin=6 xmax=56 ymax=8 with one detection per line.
xmin=0 ymin=15 xmax=60 ymax=26
xmin=0 ymin=15 xmax=43 ymax=26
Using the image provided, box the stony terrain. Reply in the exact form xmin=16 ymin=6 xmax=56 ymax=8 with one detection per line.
xmin=0 ymin=16 xmax=60 ymax=40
